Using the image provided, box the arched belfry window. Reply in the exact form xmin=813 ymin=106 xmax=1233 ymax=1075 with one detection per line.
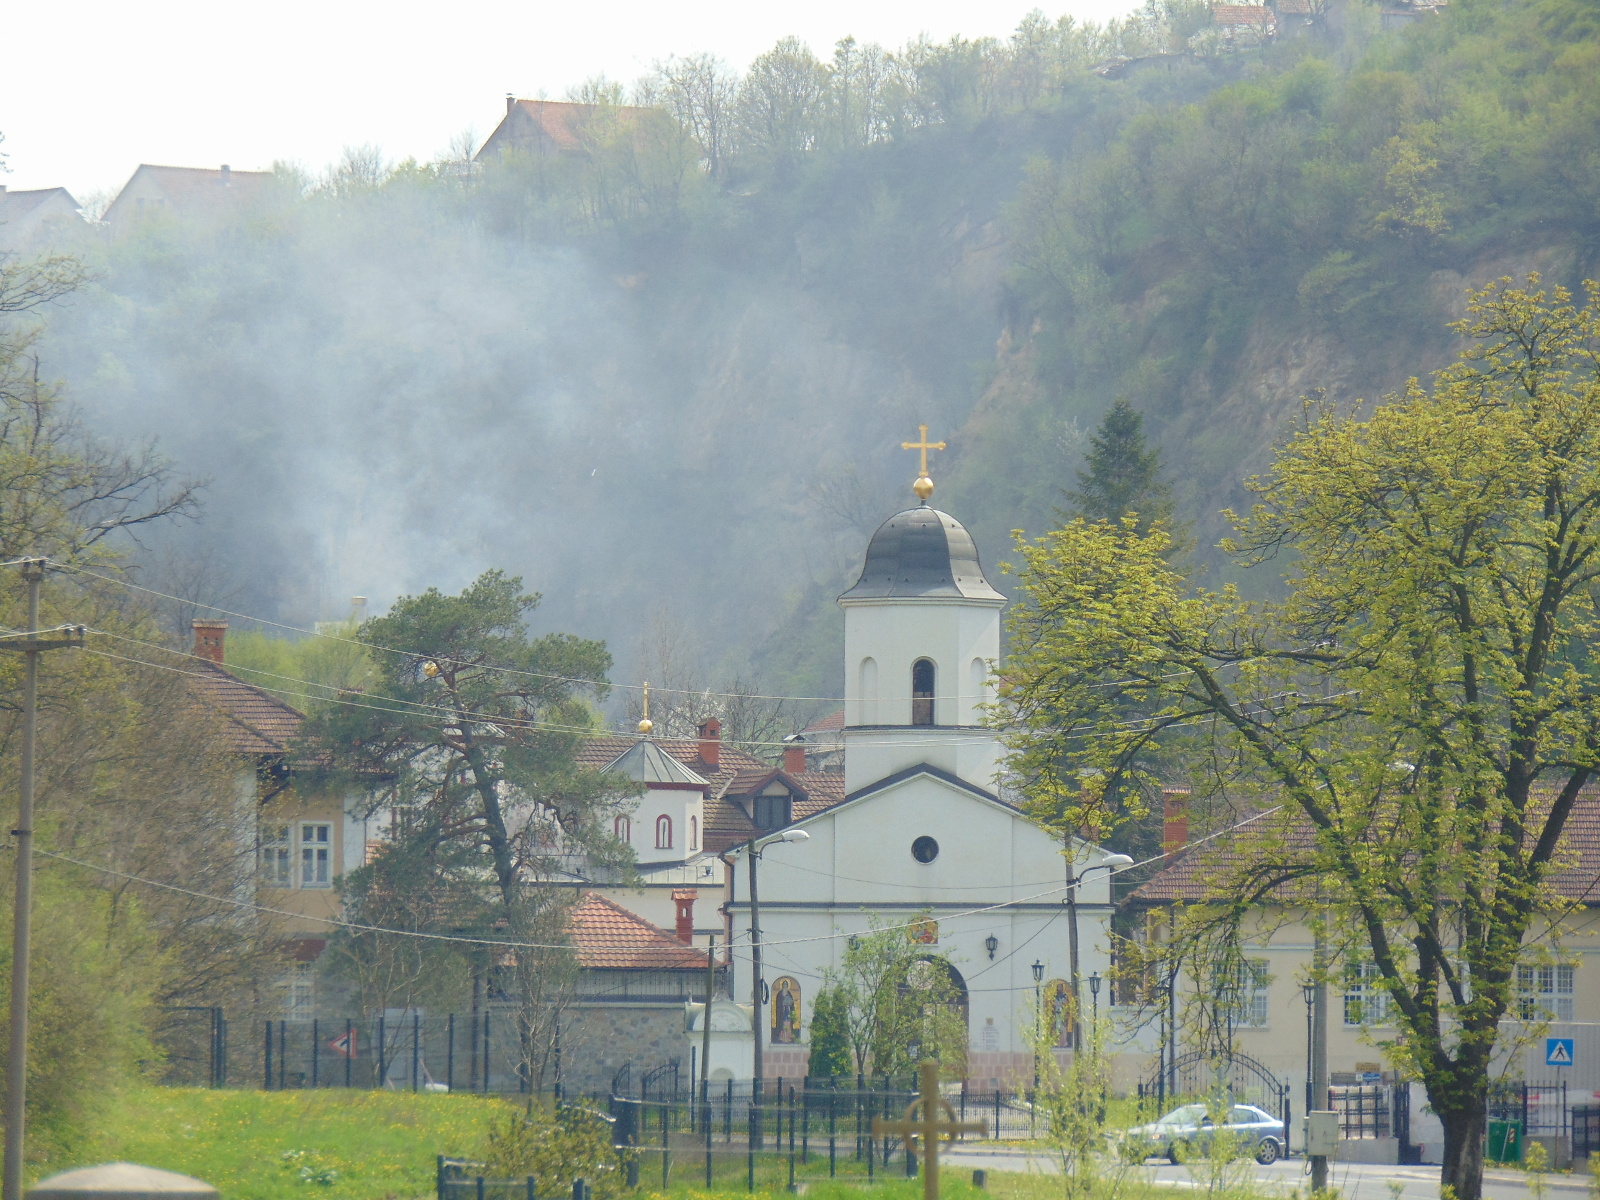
xmin=655 ymin=814 xmax=673 ymax=849
xmin=912 ymin=659 xmax=936 ymax=726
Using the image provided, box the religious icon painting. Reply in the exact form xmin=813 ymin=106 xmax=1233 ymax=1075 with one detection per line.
xmin=1047 ymin=979 xmax=1073 ymax=1047
xmin=907 ymin=918 xmax=939 ymax=945
xmin=771 ymin=977 xmax=801 ymax=1044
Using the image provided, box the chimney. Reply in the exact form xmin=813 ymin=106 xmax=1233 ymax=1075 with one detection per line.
xmin=350 ymin=595 xmax=368 ymax=623
xmin=697 ymin=718 xmax=721 ymax=769
xmin=506 ymin=93 xmax=516 ymax=116
xmin=220 ymin=164 xmax=231 ymax=185
xmin=672 ymin=889 xmax=697 ymax=945
xmin=1162 ymin=786 xmax=1191 ymax=862
xmin=192 ymin=619 xmax=228 ymax=664
xmin=783 ymin=736 xmax=806 ymax=776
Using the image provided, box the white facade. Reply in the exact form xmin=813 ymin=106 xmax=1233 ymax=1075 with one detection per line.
xmin=722 ymin=498 xmax=1120 ymax=1085
xmin=619 ymin=782 xmax=706 ymax=865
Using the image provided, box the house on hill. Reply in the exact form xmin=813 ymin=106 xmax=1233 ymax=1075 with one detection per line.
xmin=475 ymin=97 xmax=657 ymax=162
xmin=103 ymin=164 xmax=275 ymax=234
xmin=0 ymin=186 xmax=83 ymax=249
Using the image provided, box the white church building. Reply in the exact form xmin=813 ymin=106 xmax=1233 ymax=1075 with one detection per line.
xmin=713 ymin=482 xmax=1125 ymax=1087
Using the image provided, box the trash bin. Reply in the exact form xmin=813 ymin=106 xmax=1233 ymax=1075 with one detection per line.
xmin=1486 ymin=1119 xmax=1523 ymax=1163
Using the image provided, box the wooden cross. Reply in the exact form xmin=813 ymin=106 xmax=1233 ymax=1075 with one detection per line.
xmin=902 ymin=424 xmax=947 ymax=480
xmin=873 ymin=1061 xmax=987 ymax=1200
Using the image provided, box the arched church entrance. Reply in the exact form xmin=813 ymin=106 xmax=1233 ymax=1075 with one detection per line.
xmin=896 ymin=956 xmax=969 ymax=1075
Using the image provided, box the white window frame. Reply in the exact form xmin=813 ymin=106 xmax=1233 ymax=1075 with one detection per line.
xmin=261 ymin=823 xmax=293 ymax=887
xmin=1343 ymin=961 xmax=1391 ymax=1027
xmin=655 ymin=814 xmax=673 ymax=850
xmin=278 ymin=961 xmax=316 ymax=1021
xmin=690 ymin=814 xmax=699 ymax=851
xmin=1228 ymin=958 xmax=1270 ymax=1028
xmin=1517 ymin=964 xmax=1575 ymax=1021
xmin=614 ymin=815 xmax=631 ymax=842
xmin=300 ymin=822 xmax=333 ymax=888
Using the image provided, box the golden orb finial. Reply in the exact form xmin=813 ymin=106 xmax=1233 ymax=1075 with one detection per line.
xmin=901 ymin=424 xmax=945 ymax=505
xmin=637 ymin=681 xmax=654 ymax=735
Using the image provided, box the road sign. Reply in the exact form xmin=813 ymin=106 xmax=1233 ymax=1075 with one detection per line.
xmin=1546 ymin=1037 xmax=1574 ymax=1067
xmin=328 ymin=1029 xmax=358 ymax=1060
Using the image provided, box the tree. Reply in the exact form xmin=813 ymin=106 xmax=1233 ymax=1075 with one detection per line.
xmin=736 ymin=38 xmax=828 ymax=179
xmin=999 ymin=277 xmax=1600 ymax=1200
xmin=804 ymin=986 xmax=853 ymax=1077
xmin=314 ymin=571 xmax=635 ymax=1088
xmin=1064 ymin=398 xmax=1174 ymax=534
xmin=822 ymin=915 xmax=966 ymax=1078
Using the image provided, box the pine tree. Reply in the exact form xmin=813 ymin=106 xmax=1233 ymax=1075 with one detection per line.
xmin=1065 ymin=399 xmax=1174 ymax=534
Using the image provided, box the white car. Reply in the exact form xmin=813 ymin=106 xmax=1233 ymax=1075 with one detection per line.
xmin=1126 ymin=1103 xmax=1286 ymax=1165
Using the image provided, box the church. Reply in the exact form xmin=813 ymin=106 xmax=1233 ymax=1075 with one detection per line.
xmin=589 ymin=435 xmax=1124 ymax=1089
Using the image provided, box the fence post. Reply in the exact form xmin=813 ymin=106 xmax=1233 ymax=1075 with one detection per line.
xmin=379 ymin=1015 xmax=388 ymax=1089
xmin=263 ymin=1020 xmax=272 ymax=1091
xmin=483 ymin=1012 xmax=491 ymax=1093
xmin=747 ymin=1105 xmax=757 ymax=1193
xmin=724 ymin=1077 xmax=733 ymax=1141
xmin=448 ymin=1014 xmax=455 ymax=1093
xmin=802 ymin=1080 xmax=810 ymax=1164
xmin=572 ymin=1181 xmax=591 ymax=1200
xmin=662 ymin=1098 xmax=671 ymax=1190
xmin=995 ymin=1088 xmax=1001 ymax=1140
xmin=788 ymin=1083 xmax=796 ymax=1192
xmin=828 ymin=1081 xmax=837 ymax=1178
xmin=279 ymin=1020 xmax=287 ymax=1089
xmin=412 ymin=1011 xmax=421 ymax=1093
xmin=435 ymin=1155 xmax=444 ymax=1200
xmin=312 ymin=1019 xmax=320 ymax=1089
xmin=345 ymin=1019 xmax=353 ymax=1088
xmin=866 ymin=1081 xmax=875 ymax=1179
xmin=705 ymin=1085 xmax=714 ymax=1189
xmin=525 ymin=1178 xmax=535 ymax=1200
xmin=475 ymin=1177 xmax=484 ymax=1200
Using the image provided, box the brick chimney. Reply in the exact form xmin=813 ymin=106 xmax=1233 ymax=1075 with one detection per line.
xmin=783 ymin=737 xmax=806 ymax=776
xmin=697 ymin=718 xmax=721 ymax=769
xmin=1161 ymin=786 xmax=1191 ymax=862
xmin=672 ymin=889 xmax=697 ymax=945
xmin=506 ymin=93 xmax=516 ymax=116
xmin=192 ymin=619 xmax=228 ymax=664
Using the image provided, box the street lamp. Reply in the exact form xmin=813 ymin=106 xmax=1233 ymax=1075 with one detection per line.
xmin=1301 ymin=981 xmax=1315 ymax=1118
xmin=1031 ymin=960 xmax=1045 ymax=1094
xmin=743 ymin=827 xmax=810 ymax=1108
xmin=985 ymin=934 xmax=999 ymax=961
xmin=1088 ymin=972 xmax=1102 ymax=1024
xmin=1065 ymin=852 xmax=1133 ymax=1048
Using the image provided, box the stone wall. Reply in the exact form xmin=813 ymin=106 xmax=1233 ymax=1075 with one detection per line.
xmin=562 ymin=1003 xmax=688 ymax=1098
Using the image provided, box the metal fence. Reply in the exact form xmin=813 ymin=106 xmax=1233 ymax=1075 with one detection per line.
xmin=1489 ymin=1079 xmax=1570 ymax=1139
xmin=260 ymin=1014 xmax=547 ymax=1093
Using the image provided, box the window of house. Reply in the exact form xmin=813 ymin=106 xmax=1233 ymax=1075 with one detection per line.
xmin=300 ymin=823 xmax=332 ymax=888
xmin=911 ymin=659 xmax=936 ymax=726
xmin=261 ymin=823 xmax=293 ymax=887
xmin=1518 ymin=964 xmax=1575 ymax=1021
xmin=1343 ymin=961 xmax=1390 ymax=1026
xmin=614 ymin=815 xmax=632 ymax=842
xmin=655 ymin=814 xmax=673 ymax=850
xmin=278 ymin=961 xmax=315 ymax=1020
xmin=1221 ymin=958 xmax=1270 ymax=1028
xmin=753 ymin=789 xmax=792 ymax=829
xmin=690 ymin=815 xmax=699 ymax=851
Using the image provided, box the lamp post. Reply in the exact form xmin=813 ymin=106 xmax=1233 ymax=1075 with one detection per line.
xmin=1088 ymin=972 xmax=1102 ymax=1024
xmin=1153 ymin=981 xmax=1171 ymax=1111
xmin=743 ymin=828 xmax=810 ymax=1113
xmin=1064 ymin=852 xmax=1134 ymax=1049
xmin=1031 ymin=959 xmax=1045 ymax=1093
xmin=1301 ymin=982 xmax=1315 ymax=1116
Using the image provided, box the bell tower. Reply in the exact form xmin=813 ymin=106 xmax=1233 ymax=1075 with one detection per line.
xmin=838 ymin=431 xmax=1004 ymax=794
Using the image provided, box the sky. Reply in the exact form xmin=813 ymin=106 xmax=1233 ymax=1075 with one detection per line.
xmin=3 ymin=0 xmax=1137 ymax=200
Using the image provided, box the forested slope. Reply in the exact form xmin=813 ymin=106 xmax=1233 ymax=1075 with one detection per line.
xmin=36 ymin=0 xmax=1600 ymax=707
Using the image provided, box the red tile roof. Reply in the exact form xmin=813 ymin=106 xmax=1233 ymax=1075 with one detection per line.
xmin=1130 ymin=793 xmax=1600 ymax=905
xmin=577 ymin=734 xmax=849 ymax=853
xmin=801 ymin=710 xmax=845 ymax=735
xmin=570 ymin=892 xmax=709 ymax=970
xmin=1214 ymin=4 xmax=1275 ymax=24
xmin=186 ymin=660 xmax=306 ymax=757
xmin=476 ymin=100 xmax=656 ymax=161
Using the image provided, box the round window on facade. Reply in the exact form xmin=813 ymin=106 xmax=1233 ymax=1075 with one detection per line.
xmin=912 ymin=836 xmax=939 ymax=864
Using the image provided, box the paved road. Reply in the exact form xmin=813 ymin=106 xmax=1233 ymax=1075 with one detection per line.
xmin=941 ymin=1147 xmax=1592 ymax=1200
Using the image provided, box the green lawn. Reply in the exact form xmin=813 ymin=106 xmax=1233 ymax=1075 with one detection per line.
xmin=64 ymin=1087 xmax=519 ymax=1200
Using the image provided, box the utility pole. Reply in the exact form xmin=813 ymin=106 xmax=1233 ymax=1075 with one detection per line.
xmin=1065 ymin=840 xmax=1081 ymax=1051
xmin=747 ymin=838 xmax=763 ymax=1101
xmin=1310 ymin=931 xmax=1330 ymax=1192
xmin=2 ymin=559 xmax=82 ymax=1200
xmin=701 ymin=932 xmax=716 ymax=1105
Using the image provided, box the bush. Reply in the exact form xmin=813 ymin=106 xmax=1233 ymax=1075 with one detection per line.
xmin=483 ymin=1105 xmax=632 ymax=1200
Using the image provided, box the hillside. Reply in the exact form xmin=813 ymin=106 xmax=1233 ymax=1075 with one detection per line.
xmin=33 ymin=0 xmax=1600 ymax=706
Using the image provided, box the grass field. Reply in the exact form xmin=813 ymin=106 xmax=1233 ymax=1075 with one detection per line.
xmin=65 ymin=1087 xmax=519 ymax=1200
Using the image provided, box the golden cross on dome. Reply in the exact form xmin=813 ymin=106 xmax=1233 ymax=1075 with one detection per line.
xmin=901 ymin=424 xmax=946 ymax=502
xmin=873 ymin=1061 xmax=987 ymax=1200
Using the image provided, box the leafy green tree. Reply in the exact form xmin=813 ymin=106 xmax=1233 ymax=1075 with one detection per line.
xmin=822 ymin=915 xmax=966 ymax=1079
xmin=999 ymin=278 xmax=1600 ymax=1200
xmin=315 ymin=570 xmax=635 ymax=1088
xmin=804 ymin=986 xmax=853 ymax=1077
xmin=1065 ymin=398 xmax=1174 ymax=534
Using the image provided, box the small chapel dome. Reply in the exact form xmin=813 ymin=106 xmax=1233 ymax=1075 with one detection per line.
xmin=839 ymin=506 xmax=1004 ymax=602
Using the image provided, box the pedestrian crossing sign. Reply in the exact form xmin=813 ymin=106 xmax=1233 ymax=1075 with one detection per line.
xmin=1546 ymin=1037 xmax=1574 ymax=1067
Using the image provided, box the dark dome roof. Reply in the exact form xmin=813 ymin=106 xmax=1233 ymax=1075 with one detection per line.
xmin=839 ymin=505 xmax=1004 ymax=602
